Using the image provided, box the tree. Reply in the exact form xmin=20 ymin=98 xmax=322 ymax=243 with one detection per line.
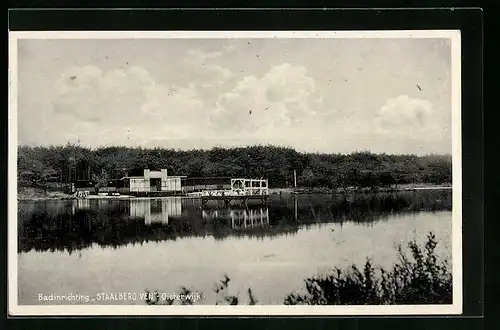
xmin=19 ymin=170 xmax=36 ymax=184
xmin=298 ymin=168 xmax=315 ymax=187
xmin=92 ymin=171 xmax=109 ymax=191
xmin=40 ymin=168 xmax=58 ymax=182
xmin=16 ymin=145 xmax=452 ymax=190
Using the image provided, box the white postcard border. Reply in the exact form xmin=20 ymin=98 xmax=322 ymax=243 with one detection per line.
xmin=8 ymin=29 xmax=462 ymax=316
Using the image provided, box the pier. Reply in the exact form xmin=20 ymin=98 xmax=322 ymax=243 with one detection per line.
xmin=200 ymin=178 xmax=269 ymax=207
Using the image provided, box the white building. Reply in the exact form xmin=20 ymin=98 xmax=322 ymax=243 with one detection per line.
xmin=120 ymin=169 xmax=186 ymax=194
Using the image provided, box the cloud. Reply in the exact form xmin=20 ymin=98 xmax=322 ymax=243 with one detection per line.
xmin=223 ymin=43 xmax=237 ymax=53
xmin=206 ymin=65 xmax=233 ymax=81
xmin=52 ymin=65 xmax=153 ymax=123
xmin=191 ymin=64 xmax=233 ymax=91
xmin=185 ymin=49 xmax=223 ymax=66
xmin=210 ymin=63 xmax=326 ymax=138
xmin=374 ymin=95 xmax=441 ymax=140
xmin=50 ymin=65 xmax=208 ymax=146
xmin=182 ymin=49 xmax=234 ymax=92
xmin=50 ymin=61 xmax=324 ymax=148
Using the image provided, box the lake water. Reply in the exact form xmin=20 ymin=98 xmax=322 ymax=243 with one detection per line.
xmin=17 ymin=190 xmax=452 ymax=305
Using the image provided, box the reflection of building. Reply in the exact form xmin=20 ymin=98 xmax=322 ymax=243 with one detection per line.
xmin=72 ymin=199 xmax=90 ymax=214
xmin=116 ymin=169 xmax=186 ymax=195
xmin=130 ymin=198 xmax=182 ymax=225
xmin=202 ymin=207 xmax=270 ymax=229
xmin=231 ymin=208 xmax=269 ymax=229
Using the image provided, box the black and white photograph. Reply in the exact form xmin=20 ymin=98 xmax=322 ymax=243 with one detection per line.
xmin=8 ymin=30 xmax=462 ymax=315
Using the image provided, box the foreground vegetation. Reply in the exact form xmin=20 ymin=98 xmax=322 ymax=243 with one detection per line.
xmin=283 ymin=232 xmax=452 ymax=305
xmin=145 ymin=232 xmax=452 ymax=305
xmin=18 ymin=144 xmax=452 ymax=189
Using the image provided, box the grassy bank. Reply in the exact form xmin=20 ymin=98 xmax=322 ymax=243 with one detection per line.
xmin=270 ymin=183 xmax=452 ymax=195
xmin=17 ymin=187 xmax=73 ymax=201
xmin=145 ymin=232 xmax=452 ymax=305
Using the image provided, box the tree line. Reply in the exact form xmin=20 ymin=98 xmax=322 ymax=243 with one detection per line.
xmin=17 ymin=144 xmax=452 ymax=189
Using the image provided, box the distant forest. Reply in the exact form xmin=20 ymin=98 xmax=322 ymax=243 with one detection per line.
xmin=17 ymin=144 xmax=452 ymax=189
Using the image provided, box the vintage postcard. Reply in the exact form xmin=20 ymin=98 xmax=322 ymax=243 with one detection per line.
xmin=8 ymin=30 xmax=462 ymax=316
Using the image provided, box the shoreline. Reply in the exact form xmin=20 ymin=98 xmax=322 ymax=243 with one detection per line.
xmin=269 ymin=184 xmax=452 ymax=195
xmin=17 ymin=184 xmax=452 ymax=202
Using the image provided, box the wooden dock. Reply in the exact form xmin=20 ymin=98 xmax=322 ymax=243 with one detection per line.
xmin=200 ymin=178 xmax=269 ymax=207
xmin=201 ymin=194 xmax=269 ymax=207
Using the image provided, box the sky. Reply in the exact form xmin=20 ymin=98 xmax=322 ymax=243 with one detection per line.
xmin=16 ymin=37 xmax=453 ymax=155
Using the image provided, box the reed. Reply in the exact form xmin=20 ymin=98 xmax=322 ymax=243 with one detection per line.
xmin=284 ymin=232 xmax=452 ymax=305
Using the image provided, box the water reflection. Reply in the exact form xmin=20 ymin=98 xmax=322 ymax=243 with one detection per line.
xmin=72 ymin=199 xmax=90 ymax=214
xmin=18 ymin=190 xmax=451 ymax=254
xmin=202 ymin=207 xmax=270 ymax=229
xmin=130 ymin=198 xmax=182 ymax=225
